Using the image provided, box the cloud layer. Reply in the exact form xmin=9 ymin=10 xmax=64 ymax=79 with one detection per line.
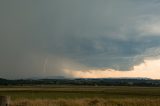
xmin=1 ymin=0 xmax=160 ymax=79
xmin=64 ymin=59 xmax=160 ymax=79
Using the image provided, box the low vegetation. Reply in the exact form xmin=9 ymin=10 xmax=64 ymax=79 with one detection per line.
xmin=11 ymin=98 xmax=160 ymax=106
xmin=0 ymin=86 xmax=160 ymax=106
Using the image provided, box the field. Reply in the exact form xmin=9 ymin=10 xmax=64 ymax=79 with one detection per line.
xmin=1 ymin=86 xmax=160 ymax=106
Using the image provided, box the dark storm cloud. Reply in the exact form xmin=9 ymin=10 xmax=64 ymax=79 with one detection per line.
xmin=0 ymin=0 xmax=160 ymax=78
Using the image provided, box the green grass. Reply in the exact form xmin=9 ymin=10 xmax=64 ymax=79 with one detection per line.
xmin=0 ymin=86 xmax=160 ymax=100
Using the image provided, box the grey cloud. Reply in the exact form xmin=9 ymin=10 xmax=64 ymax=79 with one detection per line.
xmin=1 ymin=0 xmax=160 ymax=78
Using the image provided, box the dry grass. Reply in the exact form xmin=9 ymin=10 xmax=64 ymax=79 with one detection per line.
xmin=11 ymin=98 xmax=160 ymax=106
xmin=2 ymin=86 xmax=160 ymax=106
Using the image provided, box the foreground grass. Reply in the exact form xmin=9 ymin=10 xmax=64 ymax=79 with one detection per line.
xmin=11 ymin=98 xmax=160 ymax=106
xmin=1 ymin=86 xmax=160 ymax=99
xmin=1 ymin=86 xmax=160 ymax=105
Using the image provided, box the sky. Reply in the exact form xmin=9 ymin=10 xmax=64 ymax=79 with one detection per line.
xmin=1 ymin=0 xmax=160 ymax=79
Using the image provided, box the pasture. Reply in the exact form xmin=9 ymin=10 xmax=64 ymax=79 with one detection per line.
xmin=0 ymin=86 xmax=160 ymax=106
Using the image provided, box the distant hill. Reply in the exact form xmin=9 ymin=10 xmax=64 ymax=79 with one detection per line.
xmin=0 ymin=78 xmax=7 ymax=81
xmin=97 ymin=77 xmax=151 ymax=80
xmin=0 ymin=77 xmax=159 ymax=86
xmin=27 ymin=76 xmax=66 ymax=80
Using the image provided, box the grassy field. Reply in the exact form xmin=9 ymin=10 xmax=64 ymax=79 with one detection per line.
xmin=11 ymin=98 xmax=160 ymax=106
xmin=0 ymin=86 xmax=160 ymax=105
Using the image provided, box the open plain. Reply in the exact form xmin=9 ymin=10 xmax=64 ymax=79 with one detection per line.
xmin=0 ymin=86 xmax=160 ymax=106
